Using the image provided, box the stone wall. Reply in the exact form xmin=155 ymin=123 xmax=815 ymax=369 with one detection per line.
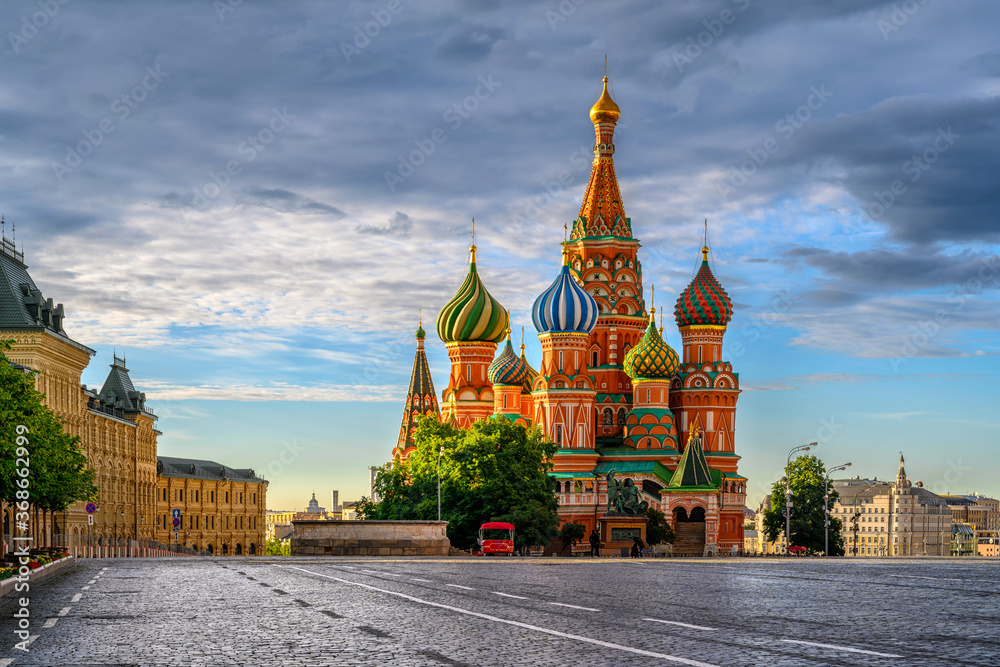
xmin=291 ymin=520 xmax=450 ymax=556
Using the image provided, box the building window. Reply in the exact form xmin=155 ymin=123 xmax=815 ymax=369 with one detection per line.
xmin=556 ymin=425 xmax=562 ymax=446
xmin=195 ymin=490 xmax=199 ymax=502
xmin=226 ymin=492 xmax=229 ymax=503
xmin=211 ymin=491 xmax=215 ymax=502
xmin=698 ymin=345 xmax=703 ymax=364
xmin=558 ymin=351 xmax=564 ymax=371
xmin=503 ymin=394 xmax=507 ymax=409
xmin=592 ymin=351 xmax=599 ymax=367
xmin=466 ymin=364 xmax=471 ymax=382
xmin=646 ymin=388 xmax=650 ymax=403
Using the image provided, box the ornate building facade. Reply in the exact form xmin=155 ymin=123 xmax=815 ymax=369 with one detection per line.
xmin=154 ymin=457 xmax=268 ymax=555
xmin=832 ymin=455 xmax=952 ymax=557
xmin=1 ymin=231 xmax=266 ymax=555
xmin=392 ymin=76 xmax=748 ymax=554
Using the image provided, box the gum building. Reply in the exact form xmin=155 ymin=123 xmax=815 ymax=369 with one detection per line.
xmin=390 ymin=76 xmax=748 ymax=555
xmin=1 ymin=225 xmax=265 ymax=554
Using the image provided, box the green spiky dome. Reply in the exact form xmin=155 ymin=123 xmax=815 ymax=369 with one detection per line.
xmin=624 ymin=312 xmax=680 ymax=380
xmin=436 ymin=249 xmax=508 ymax=343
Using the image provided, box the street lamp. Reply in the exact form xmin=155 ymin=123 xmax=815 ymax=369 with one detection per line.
xmin=437 ymin=446 xmax=445 ymax=522
xmin=824 ymin=462 xmax=852 ymax=556
xmin=784 ymin=443 xmax=815 ymax=553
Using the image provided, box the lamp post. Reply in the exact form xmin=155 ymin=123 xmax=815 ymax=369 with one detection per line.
xmin=784 ymin=443 xmax=815 ymax=553
xmin=824 ymin=462 xmax=852 ymax=556
xmin=437 ymin=446 xmax=445 ymax=522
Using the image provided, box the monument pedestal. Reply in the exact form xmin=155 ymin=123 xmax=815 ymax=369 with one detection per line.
xmin=599 ymin=514 xmax=648 ymax=557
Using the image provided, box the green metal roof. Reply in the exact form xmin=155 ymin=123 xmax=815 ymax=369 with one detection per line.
xmin=667 ymin=441 xmax=717 ymax=489
xmin=548 ymin=472 xmax=596 ymax=479
xmin=594 ymin=460 xmax=673 ymax=487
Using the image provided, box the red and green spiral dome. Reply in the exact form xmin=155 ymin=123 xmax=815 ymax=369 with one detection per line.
xmin=674 ymin=247 xmax=733 ymax=327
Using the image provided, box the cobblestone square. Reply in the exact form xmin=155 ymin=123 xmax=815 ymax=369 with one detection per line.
xmin=1 ymin=557 xmax=998 ymax=666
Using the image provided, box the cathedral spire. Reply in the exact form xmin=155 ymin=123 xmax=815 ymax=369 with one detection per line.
xmin=572 ymin=71 xmax=630 ymax=240
xmin=393 ymin=320 xmax=440 ymax=458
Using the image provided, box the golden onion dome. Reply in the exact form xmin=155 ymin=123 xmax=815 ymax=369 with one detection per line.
xmin=624 ymin=308 xmax=680 ymax=380
xmin=589 ymin=76 xmax=621 ymax=124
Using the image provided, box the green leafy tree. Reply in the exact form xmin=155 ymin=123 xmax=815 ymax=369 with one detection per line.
xmin=265 ymin=536 xmax=290 ymax=556
xmin=557 ymin=521 xmax=586 ymax=554
xmin=645 ymin=507 xmax=675 ymax=546
xmin=1 ymin=342 xmax=98 ymax=541
xmin=359 ymin=416 xmax=560 ymax=551
xmin=762 ymin=454 xmax=844 ymax=555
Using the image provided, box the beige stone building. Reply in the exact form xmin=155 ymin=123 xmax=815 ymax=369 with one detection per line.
xmin=832 ymin=455 xmax=951 ymax=557
xmin=753 ymin=496 xmax=787 ymax=554
xmin=1 ymin=232 xmax=266 ymax=556
xmin=1 ymin=237 xmax=158 ymax=544
xmin=154 ymin=457 xmax=267 ymax=555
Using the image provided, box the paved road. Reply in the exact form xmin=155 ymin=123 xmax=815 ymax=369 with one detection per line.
xmin=1 ymin=557 xmax=998 ymax=666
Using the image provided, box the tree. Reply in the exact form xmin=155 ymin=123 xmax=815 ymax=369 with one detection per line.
xmin=762 ymin=454 xmax=844 ymax=556
xmin=557 ymin=521 xmax=586 ymax=554
xmin=1 ymin=343 xmax=98 ymax=507
xmin=265 ymin=537 xmax=290 ymax=556
xmin=359 ymin=416 xmax=561 ymax=551
xmin=645 ymin=507 xmax=675 ymax=546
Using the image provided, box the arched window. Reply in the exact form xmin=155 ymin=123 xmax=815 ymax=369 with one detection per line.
xmin=603 ymin=408 xmax=613 ymax=425
xmin=466 ymin=364 xmax=471 ymax=382
xmin=592 ymin=350 xmax=599 ymax=367
xmin=617 ymin=408 xmax=627 ymax=425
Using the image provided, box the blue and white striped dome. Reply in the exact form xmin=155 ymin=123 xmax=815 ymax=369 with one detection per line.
xmin=532 ymin=263 xmax=599 ymax=334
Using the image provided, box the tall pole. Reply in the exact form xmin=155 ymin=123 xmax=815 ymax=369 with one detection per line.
xmin=784 ymin=443 xmax=815 ymax=553
xmin=437 ymin=446 xmax=444 ymax=522
xmin=824 ymin=463 xmax=852 ymax=557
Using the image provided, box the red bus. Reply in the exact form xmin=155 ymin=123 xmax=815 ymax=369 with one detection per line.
xmin=478 ymin=522 xmax=515 ymax=556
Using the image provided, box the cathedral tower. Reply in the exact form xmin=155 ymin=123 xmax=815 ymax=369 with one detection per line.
xmin=392 ymin=320 xmax=439 ymax=462
xmin=621 ymin=307 xmax=680 ymax=451
xmin=564 ymin=76 xmax=648 ymax=444
xmin=531 ymin=247 xmax=600 ymax=449
xmin=436 ymin=234 xmax=509 ymax=428
xmin=670 ymin=235 xmax=740 ymax=462
xmin=487 ymin=328 xmax=531 ymax=426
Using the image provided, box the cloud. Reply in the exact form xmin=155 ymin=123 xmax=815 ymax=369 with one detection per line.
xmin=744 ymin=373 xmax=983 ymax=391
xmin=140 ymin=379 xmax=404 ymax=402
xmin=789 ymin=248 xmax=1000 ymax=292
xmin=356 ymin=211 xmax=414 ymax=237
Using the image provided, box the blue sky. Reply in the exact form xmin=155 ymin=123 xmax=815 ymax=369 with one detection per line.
xmin=1 ymin=0 xmax=998 ymax=510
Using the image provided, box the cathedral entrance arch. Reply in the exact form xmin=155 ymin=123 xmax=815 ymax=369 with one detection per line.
xmin=690 ymin=507 xmax=706 ymax=522
xmin=673 ymin=507 xmax=688 ymax=522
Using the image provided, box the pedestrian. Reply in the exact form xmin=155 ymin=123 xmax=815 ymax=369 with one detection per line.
xmin=589 ymin=528 xmax=600 ymax=557
xmin=631 ymin=536 xmax=645 ymax=558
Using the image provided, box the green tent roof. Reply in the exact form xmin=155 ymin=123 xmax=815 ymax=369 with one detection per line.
xmin=667 ymin=441 xmax=717 ymax=489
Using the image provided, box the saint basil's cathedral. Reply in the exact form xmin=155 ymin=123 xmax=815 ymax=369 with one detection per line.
xmin=391 ymin=76 xmax=747 ymax=554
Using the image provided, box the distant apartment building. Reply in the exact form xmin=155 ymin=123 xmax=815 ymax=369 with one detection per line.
xmin=832 ymin=455 xmax=951 ymax=557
